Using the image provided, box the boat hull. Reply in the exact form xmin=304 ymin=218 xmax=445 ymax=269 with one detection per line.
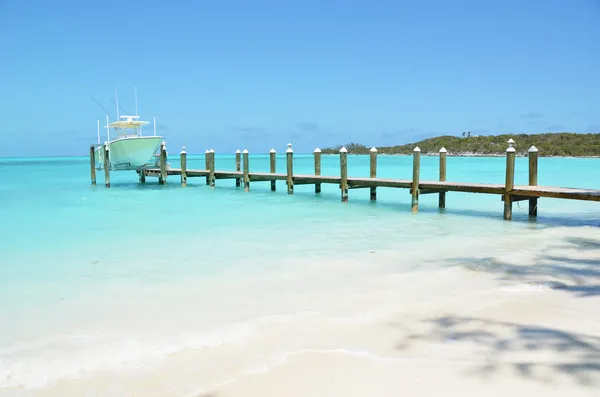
xmin=95 ymin=136 xmax=164 ymax=170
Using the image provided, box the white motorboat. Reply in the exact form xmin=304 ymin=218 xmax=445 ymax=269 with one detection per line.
xmin=93 ymin=89 xmax=165 ymax=171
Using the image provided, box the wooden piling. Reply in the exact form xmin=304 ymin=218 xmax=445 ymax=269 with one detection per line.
xmin=369 ymin=147 xmax=377 ymax=200
xmin=340 ymin=147 xmax=348 ymax=202
xmin=103 ymin=144 xmax=110 ymax=188
xmin=286 ymin=144 xmax=294 ymax=195
xmin=504 ymin=139 xmax=516 ymax=220
xmin=270 ymin=149 xmax=277 ymax=191
xmin=235 ymin=150 xmax=241 ymax=187
xmin=139 ymin=170 xmax=146 ymax=183
xmin=439 ymin=147 xmax=447 ymax=208
xmin=411 ymin=147 xmax=421 ymax=212
xmin=528 ymin=145 xmax=538 ymax=217
xmin=314 ymin=148 xmax=322 ymax=194
xmin=208 ymin=149 xmax=215 ymax=187
xmin=180 ymin=147 xmax=187 ymax=187
xmin=89 ymin=145 xmax=96 ymax=186
xmin=243 ymin=149 xmax=250 ymax=192
xmin=159 ymin=142 xmax=167 ymax=185
xmin=205 ymin=150 xmax=210 ymax=185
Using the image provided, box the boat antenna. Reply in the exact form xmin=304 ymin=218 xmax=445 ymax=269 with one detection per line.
xmin=91 ymin=96 xmax=114 ymax=120
xmin=106 ymin=115 xmax=110 ymax=142
xmin=115 ymin=86 xmax=120 ymax=119
xmin=134 ymin=85 xmax=138 ymax=116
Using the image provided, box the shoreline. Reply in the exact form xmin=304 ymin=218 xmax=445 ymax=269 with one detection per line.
xmin=322 ymin=152 xmax=600 ymax=158
xmin=4 ymin=226 xmax=600 ymax=396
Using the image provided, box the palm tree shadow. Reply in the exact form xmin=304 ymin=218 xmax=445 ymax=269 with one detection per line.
xmin=395 ymin=316 xmax=600 ymax=387
xmin=445 ymin=236 xmax=600 ymax=298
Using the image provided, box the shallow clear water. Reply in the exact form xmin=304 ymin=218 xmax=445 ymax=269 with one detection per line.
xmin=0 ymin=153 xmax=598 ymax=395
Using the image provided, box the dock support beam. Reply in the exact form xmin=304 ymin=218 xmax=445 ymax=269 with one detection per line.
xmin=103 ymin=144 xmax=110 ymax=188
xmin=286 ymin=144 xmax=294 ymax=195
xmin=139 ymin=170 xmax=145 ymax=183
xmin=243 ymin=149 xmax=250 ymax=192
xmin=314 ymin=148 xmax=321 ymax=193
xmin=411 ymin=147 xmax=421 ymax=212
xmin=235 ymin=150 xmax=241 ymax=187
xmin=159 ymin=142 xmax=167 ymax=185
xmin=528 ymin=145 xmax=538 ymax=217
xmin=208 ymin=149 xmax=215 ymax=187
xmin=340 ymin=147 xmax=348 ymax=202
xmin=89 ymin=145 xmax=97 ymax=186
xmin=504 ymin=139 xmax=516 ymax=220
xmin=439 ymin=147 xmax=447 ymax=208
xmin=180 ymin=147 xmax=187 ymax=187
xmin=370 ymin=147 xmax=377 ymax=200
xmin=270 ymin=149 xmax=277 ymax=191
xmin=204 ymin=150 xmax=210 ymax=185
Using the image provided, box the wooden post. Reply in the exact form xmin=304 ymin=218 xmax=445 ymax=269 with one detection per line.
xmin=180 ymin=146 xmax=187 ymax=187
xmin=243 ymin=149 xmax=250 ymax=192
xmin=504 ymin=139 xmax=516 ymax=220
xmin=205 ymin=150 xmax=210 ymax=185
xmin=286 ymin=143 xmax=294 ymax=195
xmin=103 ymin=144 xmax=110 ymax=188
xmin=89 ymin=145 xmax=97 ymax=186
xmin=369 ymin=147 xmax=377 ymax=200
xmin=159 ymin=142 xmax=167 ymax=185
xmin=528 ymin=145 xmax=538 ymax=217
xmin=340 ymin=147 xmax=348 ymax=202
xmin=270 ymin=148 xmax=276 ymax=191
xmin=411 ymin=147 xmax=421 ymax=212
xmin=314 ymin=148 xmax=321 ymax=194
xmin=439 ymin=147 xmax=447 ymax=208
xmin=139 ymin=170 xmax=146 ymax=183
xmin=235 ymin=149 xmax=241 ymax=187
xmin=208 ymin=149 xmax=215 ymax=187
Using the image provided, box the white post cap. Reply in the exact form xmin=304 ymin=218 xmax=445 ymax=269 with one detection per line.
xmin=528 ymin=145 xmax=538 ymax=152
xmin=370 ymin=147 xmax=377 ymax=152
xmin=314 ymin=147 xmax=321 ymax=153
xmin=270 ymin=148 xmax=276 ymax=153
xmin=205 ymin=149 xmax=209 ymax=154
xmin=507 ymin=138 xmax=516 ymax=152
xmin=339 ymin=147 xmax=348 ymax=153
xmin=286 ymin=143 xmax=293 ymax=153
xmin=209 ymin=148 xmax=215 ymax=153
xmin=180 ymin=146 xmax=186 ymax=154
xmin=439 ymin=147 xmax=447 ymax=153
xmin=242 ymin=149 xmax=249 ymax=154
xmin=235 ymin=149 xmax=241 ymax=154
xmin=414 ymin=146 xmax=421 ymax=152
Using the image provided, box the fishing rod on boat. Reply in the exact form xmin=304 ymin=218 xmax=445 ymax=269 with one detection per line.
xmin=109 ymin=98 xmax=131 ymax=117
xmin=91 ymin=96 xmax=114 ymax=120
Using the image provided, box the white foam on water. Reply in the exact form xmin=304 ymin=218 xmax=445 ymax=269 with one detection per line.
xmin=0 ymin=323 xmax=255 ymax=390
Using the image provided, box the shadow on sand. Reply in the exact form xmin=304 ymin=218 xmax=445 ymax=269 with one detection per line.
xmin=395 ymin=316 xmax=600 ymax=387
xmin=446 ymin=236 xmax=600 ymax=298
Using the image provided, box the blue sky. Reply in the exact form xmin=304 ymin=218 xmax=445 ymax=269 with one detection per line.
xmin=0 ymin=0 xmax=598 ymax=156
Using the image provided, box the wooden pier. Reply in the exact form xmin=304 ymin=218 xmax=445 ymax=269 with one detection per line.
xmin=91 ymin=140 xmax=600 ymax=220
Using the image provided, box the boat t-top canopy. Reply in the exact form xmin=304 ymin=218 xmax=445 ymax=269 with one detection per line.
xmin=108 ymin=115 xmax=150 ymax=129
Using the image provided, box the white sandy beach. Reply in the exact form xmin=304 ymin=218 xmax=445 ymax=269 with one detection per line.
xmin=4 ymin=225 xmax=597 ymax=397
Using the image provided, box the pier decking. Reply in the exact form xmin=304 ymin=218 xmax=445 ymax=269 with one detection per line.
xmin=91 ymin=140 xmax=600 ymax=220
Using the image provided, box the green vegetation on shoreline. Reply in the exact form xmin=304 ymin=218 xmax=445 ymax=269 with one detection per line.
xmin=322 ymin=133 xmax=600 ymax=157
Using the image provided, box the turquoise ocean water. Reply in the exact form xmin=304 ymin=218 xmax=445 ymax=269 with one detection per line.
xmin=0 ymin=151 xmax=599 ymax=395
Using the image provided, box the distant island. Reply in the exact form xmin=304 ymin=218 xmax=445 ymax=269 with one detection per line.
xmin=321 ymin=132 xmax=600 ymax=157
